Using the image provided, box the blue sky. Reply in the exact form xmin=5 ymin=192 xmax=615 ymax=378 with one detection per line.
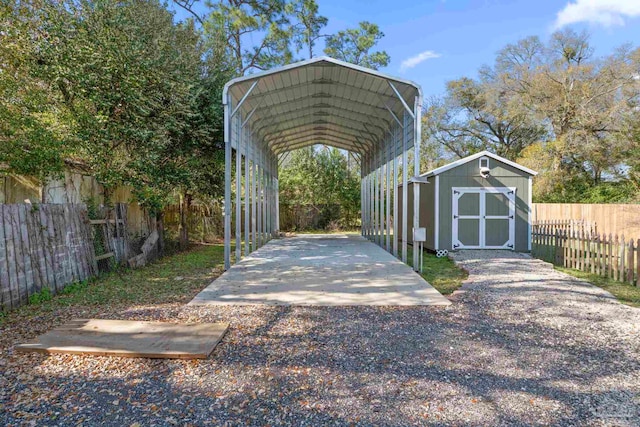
xmin=170 ymin=0 xmax=640 ymax=99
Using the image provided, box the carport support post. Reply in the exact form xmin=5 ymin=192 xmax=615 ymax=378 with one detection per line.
xmin=224 ymin=94 xmax=231 ymax=270
xmin=244 ymin=127 xmax=250 ymax=256
xmin=378 ymin=142 xmax=384 ymax=247
xmin=265 ymin=153 xmax=270 ymax=241
xmin=393 ymin=125 xmax=399 ymax=257
xmin=262 ymin=149 xmax=267 ymax=244
xmin=402 ymin=112 xmax=408 ymax=263
xmin=275 ymin=164 xmax=280 ymax=236
xmin=412 ymin=97 xmax=422 ymax=272
xmin=374 ymin=143 xmax=379 ymax=245
xmin=257 ymin=146 xmax=263 ymax=248
xmin=364 ymin=154 xmax=368 ymax=239
xmin=235 ymin=112 xmax=242 ymax=262
xmin=364 ymin=156 xmax=370 ymax=239
xmin=360 ymin=164 xmax=364 ymax=237
xmin=370 ymin=151 xmax=375 ymax=242
xmin=270 ymin=154 xmax=276 ymax=238
xmin=251 ymin=143 xmax=257 ymax=251
xmin=386 ymin=138 xmax=391 ymax=251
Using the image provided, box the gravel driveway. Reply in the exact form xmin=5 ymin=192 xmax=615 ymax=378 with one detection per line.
xmin=1 ymin=251 xmax=639 ymax=426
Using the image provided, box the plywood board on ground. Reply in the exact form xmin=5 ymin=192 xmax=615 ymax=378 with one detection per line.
xmin=15 ymin=319 xmax=229 ymax=359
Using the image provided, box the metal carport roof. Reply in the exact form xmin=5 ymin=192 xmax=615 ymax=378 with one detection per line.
xmin=222 ymin=57 xmax=423 ymax=271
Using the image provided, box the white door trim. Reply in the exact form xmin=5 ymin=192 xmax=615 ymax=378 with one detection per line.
xmin=452 ymin=187 xmax=516 ymax=250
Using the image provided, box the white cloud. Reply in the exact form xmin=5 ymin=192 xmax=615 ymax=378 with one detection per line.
xmin=554 ymin=0 xmax=640 ymax=29
xmin=399 ymin=50 xmax=441 ymax=72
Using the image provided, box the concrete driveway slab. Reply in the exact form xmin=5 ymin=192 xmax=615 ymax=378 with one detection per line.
xmin=189 ymin=234 xmax=450 ymax=306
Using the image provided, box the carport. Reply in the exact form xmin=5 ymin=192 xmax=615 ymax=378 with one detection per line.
xmin=222 ymin=57 xmax=423 ymax=270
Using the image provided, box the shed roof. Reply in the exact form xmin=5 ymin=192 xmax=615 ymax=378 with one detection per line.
xmin=421 ymin=151 xmax=538 ymax=177
xmin=223 ymin=56 xmax=422 ymax=155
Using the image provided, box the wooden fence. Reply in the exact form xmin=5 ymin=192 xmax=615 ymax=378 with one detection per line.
xmin=0 ymin=203 xmax=135 ymax=310
xmin=532 ymin=222 xmax=639 ymax=286
xmin=532 ymin=203 xmax=640 ymax=238
xmin=91 ymin=204 xmax=130 ymax=271
xmin=0 ymin=204 xmax=97 ymax=309
xmin=163 ymin=203 xmax=223 ymax=243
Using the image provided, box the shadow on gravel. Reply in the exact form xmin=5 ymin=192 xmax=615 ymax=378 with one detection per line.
xmin=2 ymin=288 xmax=639 ymax=426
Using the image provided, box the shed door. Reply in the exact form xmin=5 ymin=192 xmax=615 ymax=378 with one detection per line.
xmin=452 ymin=188 xmax=515 ymax=250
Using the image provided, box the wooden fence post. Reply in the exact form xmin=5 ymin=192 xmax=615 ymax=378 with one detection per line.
xmin=627 ymin=239 xmax=635 ymax=285
xmin=636 ymin=238 xmax=640 ymax=287
xmin=606 ymin=233 xmax=614 ymax=279
xmin=619 ymin=235 xmax=625 ymax=283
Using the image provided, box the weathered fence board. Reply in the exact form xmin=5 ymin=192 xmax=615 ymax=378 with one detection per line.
xmin=532 ymin=221 xmax=639 ymax=286
xmin=0 ymin=204 xmax=98 ymax=310
xmin=533 ymin=203 xmax=640 ymax=238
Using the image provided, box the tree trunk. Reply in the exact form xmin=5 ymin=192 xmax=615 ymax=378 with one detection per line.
xmin=179 ymin=192 xmax=189 ymax=249
xmin=156 ymin=211 xmax=165 ymax=257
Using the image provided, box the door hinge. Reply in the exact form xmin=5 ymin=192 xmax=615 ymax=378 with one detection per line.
xmin=509 ymin=215 xmax=514 ymax=219
xmin=507 ymin=244 xmax=514 ymax=248
xmin=453 ymin=215 xmax=458 ymax=219
xmin=507 ymin=190 xmax=514 ymax=195
xmin=453 ymin=244 xmax=460 ymax=249
xmin=453 ymin=190 xmax=460 ymax=195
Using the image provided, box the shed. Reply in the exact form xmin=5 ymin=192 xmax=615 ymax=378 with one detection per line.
xmin=399 ymin=151 xmax=537 ymax=253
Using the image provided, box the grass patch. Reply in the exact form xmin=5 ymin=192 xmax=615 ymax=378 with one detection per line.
xmin=555 ymin=266 xmax=640 ymax=308
xmin=28 ymin=287 xmax=53 ymax=305
xmin=408 ymin=248 xmax=468 ymax=295
xmin=1 ymin=244 xmax=226 ymax=326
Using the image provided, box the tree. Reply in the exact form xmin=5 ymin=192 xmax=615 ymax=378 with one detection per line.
xmin=279 ymin=146 xmax=360 ymax=229
xmin=323 ymin=21 xmax=390 ymax=69
xmin=174 ymin=0 xmax=294 ymax=75
xmin=423 ymin=76 xmax=545 ymax=160
xmin=425 ymin=29 xmax=640 ymax=202
xmin=0 ymin=1 xmax=71 ymax=183
xmin=287 ymin=0 xmax=328 ymax=59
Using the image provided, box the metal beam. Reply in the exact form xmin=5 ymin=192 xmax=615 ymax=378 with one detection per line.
xmin=224 ymin=94 xmax=232 ymax=269
xmin=402 ymin=112 xmax=408 ymax=263
xmin=393 ymin=123 xmax=399 ymax=257
xmin=250 ymin=97 xmax=392 ymax=128
xmin=274 ymin=138 xmax=364 ymax=155
xmin=267 ymin=126 xmax=376 ymax=148
xmin=230 ymin=80 xmax=259 ymax=118
xmin=257 ymin=112 xmax=384 ymax=143
xmin=384 ymin=104 xmax=404 ymax=129
xmin=241 ymin=100 xmax=262 ymax=128
xmin=251 ymin=139 xmax=257 ymax=251
xmin=235 ymin=111 xmax=242 ymax=262
xmin=244 ymin=126 xmax=250 ymax=256
xmin=387 ymin=81 xmax=415 ymax=119
xmin=238 ymin=79 xmax=398 ymax=105
xmin=253 ymin=105 xmax=390 ymax=133
xmin=386 ymin=133 xmax=391 ymax=252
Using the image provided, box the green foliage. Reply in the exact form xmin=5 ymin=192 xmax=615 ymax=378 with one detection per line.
xmin=1 ymin=0 xmax=227 ymax=212
xmin=60 ymin=280 xmax=89 ymax=295
xmin=28 ymin=287 xmax=52 ymax=305
xmin=201 ymin=0 xmax=294 ymax=75
xmin=0 ymin=1 xmax=70 ymax=181
xmin=425 ymin=29 xmax=640 ymax=203
xmin=407 ymin=248 xmax=468 ymax=295
xmin=279 ymin=147 xmax=360 ymax=229
xmin=324 ymin=21 xmax=390 ymax=69
xmin=287 ymin=0 xmax=328 ymax=59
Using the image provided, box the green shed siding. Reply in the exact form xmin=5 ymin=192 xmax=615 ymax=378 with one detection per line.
xmin=398 ymin=154 xmax=533 ymax=253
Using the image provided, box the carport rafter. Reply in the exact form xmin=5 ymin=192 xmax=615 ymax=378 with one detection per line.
xmin=223 ymin=57 xmax=423 ymax=271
